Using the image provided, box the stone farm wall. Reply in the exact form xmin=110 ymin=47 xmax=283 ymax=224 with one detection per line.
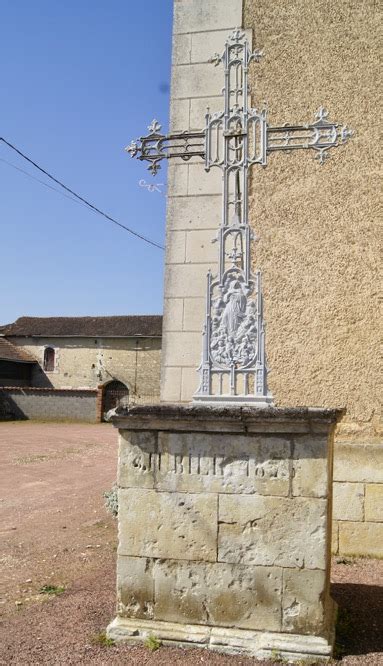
xmin=0 ymin=387 xmax=98 ymax=422
xmin=9 ymin=336 xmax=161 ymax=400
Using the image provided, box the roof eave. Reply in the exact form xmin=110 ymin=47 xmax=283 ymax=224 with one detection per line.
xmin=5 ymin=334 xmax=162 ymax=339
xmin=0 ymin=358 xmax=37 ymax=364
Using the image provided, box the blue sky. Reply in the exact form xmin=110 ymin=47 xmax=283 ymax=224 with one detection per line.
xmin=1 ymin=0 xmax=173 ymax=324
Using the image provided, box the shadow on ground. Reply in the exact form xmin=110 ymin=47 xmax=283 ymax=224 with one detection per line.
xmin=332 ymin=582 xmax=383 ymax=658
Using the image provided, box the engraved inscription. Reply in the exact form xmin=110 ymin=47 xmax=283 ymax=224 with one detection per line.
xmin=128 ymin=451 xmax=287 ymax=480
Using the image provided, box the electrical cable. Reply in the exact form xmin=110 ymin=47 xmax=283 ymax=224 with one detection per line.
xmin=0 ymin=157 xmax=91 ymax=211
xmin=0 ymin=137 xmax=164 ymax=250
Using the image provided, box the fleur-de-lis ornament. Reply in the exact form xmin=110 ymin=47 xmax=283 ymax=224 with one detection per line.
xmin=148 ymin=119 xmax=162 ymax=134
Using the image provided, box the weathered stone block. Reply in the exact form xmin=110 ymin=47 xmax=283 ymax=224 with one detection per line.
xmin=173 ymin=0 xmax=243 ymax=35
xmin=167 ymin=163 xmax=188 ymax=196
xmin=170 ymin=98 xmax=190 ymax=132
xmin=218 ymin=495 xmax=327 ymax=569
xmin=331 ymin=521 xmax=339 ymax=554
xmin=162 ymin=331 xmax=201 ymax=367
xmin=365 ymin=484 xmax=383 ymax=522
xmin=118 ymin=488 xmax=218 ymax=562
xmin=119 ymin=429 xmax=292 ymax=496
xmin=333 ymin=482 xmax=364 ymax=521
xmin=164 ymin=263 xmax=211 ymax=298
xmin=117 ymin=556 xmax=154 ymax=619
xmin=181 ymin=366 xmax=199 ymax=401
xmin=188 ymin=163 xmax=222 ymax=195
xmin=167 ymin=194 xmax=221 ymax=231
xmin=153 ymin=559 xmax=282 ymax=631
xmin=182 ymin=298 xmax=205 ymax=332
xmin=334 ymin=442 xmax=383 ymax=483
xmin=185 ymin=229 xmax=218 ymax=264
xmin=162 ymin=298 xmax=184 ymax=332
xmin=165 ymin=230 xmax=186 ymax=264
xmin=118 ymin=431 xmax=156 ymax=490
xmin=107 ymin=616 xmax=335 ymax=660
xmin=292 ymin=435 xmax=328 ymax=498
xmin=339 ymin=521 xmax=383 ymax=558
xmin=172 ymin=63 xmax=223 ymax=99
xmin=172 ymin=32 xmax=191 ymax=65
xmin=189 ymin=97 xmax=223 ymax=130
xmin=156 ymin=432 xmax=290 ymax=496
xmin=282 ymin=569 xmax=327 ymax=634
xmin=160 ymin=367 xmax=181 ymax=402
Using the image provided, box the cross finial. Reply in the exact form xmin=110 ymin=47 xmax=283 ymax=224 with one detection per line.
xmin=125 ymin=140 xmax=138 ymax=157
xmin=148 ymin=119 xmax=162 ymax=134
xmin=229 ymin=28 xmax=246 ymax=42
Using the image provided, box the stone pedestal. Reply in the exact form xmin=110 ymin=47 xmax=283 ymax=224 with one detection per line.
xmin=107 ymin=404 xmax=341 ymax=661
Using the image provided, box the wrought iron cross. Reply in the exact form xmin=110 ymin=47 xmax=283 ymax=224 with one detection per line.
xmin=126 ymin=29 xmax=353 ymax=405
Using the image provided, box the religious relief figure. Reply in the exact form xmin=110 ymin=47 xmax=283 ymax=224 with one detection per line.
xmin=222 ymin=284 xmax=246 ymax=335
xmin=210 ymin=271 xmax=258 ymax=369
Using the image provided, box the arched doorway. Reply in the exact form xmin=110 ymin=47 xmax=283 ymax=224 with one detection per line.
xmin=102 ymin=380 xmax=129 ymax=420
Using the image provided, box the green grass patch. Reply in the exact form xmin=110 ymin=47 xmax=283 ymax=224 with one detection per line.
xmin=91 ymin=632 xmax=115 ymax=647
xmin=145 ymin=635 xmax=162 ymax=651
xmin=39 ymin=585 xmax=65 ymax=596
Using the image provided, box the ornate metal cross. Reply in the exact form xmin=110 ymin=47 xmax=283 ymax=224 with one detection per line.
xmin=126 ymin=29 xmax=352 ymax=405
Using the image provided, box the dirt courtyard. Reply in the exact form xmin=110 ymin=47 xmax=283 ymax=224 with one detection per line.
xmin=0 ymin=422 xmax=382 ymax=665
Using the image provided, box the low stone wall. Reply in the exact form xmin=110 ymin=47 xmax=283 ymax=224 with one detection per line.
xmin=0 ymin=387 xmax=98 ymax=423
xmin=332 ymin=433 xmax=383 ymax=558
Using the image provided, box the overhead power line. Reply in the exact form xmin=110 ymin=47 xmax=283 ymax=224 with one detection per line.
xmin=0 ymin=137 xmax=164 ymax=251
xmin=0 ymin=157 xmax=92 ymax=210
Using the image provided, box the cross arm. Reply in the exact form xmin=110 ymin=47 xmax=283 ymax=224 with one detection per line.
xmin=125 ymin=119 xmax=205 ymax=175
xmin=266 ymin=107 xmax=353 ymax=164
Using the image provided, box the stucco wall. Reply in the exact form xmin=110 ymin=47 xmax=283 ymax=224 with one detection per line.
xmin=9 ymin=337 xmax=161 ymax=399
xmin=244 ymin=0 xmax=382 ymax=555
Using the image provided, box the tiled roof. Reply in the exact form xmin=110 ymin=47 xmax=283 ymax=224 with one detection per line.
xmin=0 ymin=315 xmax=163 ymax=338
xmin=0 ymin=338 xmax=37 ymax=363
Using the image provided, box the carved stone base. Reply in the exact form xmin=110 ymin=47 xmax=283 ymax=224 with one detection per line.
xmin=109 ymin=404 xmax=341 ymax=661
xmin=107 ymin=616 xmax=336 ymax=661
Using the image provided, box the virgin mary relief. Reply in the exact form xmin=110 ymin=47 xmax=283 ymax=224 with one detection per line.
xmin=211 ymin=274 xmax=258 ymax=368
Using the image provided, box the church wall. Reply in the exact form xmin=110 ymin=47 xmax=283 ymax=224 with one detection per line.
xmin=9 ymin=336 xmax=161 ymax=400
xmin=244 ymin=0 xmax=382 ymax=556
xmin=163 ymin=0 xmax=381 ymax=556
xmin=161 ymin=0 xmax=244 ymax=401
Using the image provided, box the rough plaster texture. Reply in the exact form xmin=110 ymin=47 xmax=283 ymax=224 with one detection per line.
xmin=108 ymin=405 xmax=337 ymax=659
xmin=10 ymin=336 xmax=161 ymax=399
xmin=243 ymin=0 xmax=382 ymax=555
xmin=243 ymin=0 xmax=380 ymax=422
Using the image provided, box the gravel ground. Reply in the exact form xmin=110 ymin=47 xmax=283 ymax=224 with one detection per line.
xmin=0 ymin=422 xmax=382 ymax=665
